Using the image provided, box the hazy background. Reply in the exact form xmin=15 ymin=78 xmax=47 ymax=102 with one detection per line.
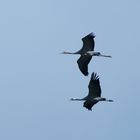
xmin=0 ymin=0 xmax=140 ymax=140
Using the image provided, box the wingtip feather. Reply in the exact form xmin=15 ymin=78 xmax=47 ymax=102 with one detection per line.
xmin=91 ymin=72 xmax=99 ymax=80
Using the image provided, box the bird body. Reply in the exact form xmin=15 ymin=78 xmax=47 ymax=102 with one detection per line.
xmin=61 ymin=32 xmax=111 ymax=76
xmin=70 ymin=72 xmax=113 ymax=111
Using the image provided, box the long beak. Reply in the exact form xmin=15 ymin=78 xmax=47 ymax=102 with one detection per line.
xmin=99 ymin=54 xmax=112 ymax=58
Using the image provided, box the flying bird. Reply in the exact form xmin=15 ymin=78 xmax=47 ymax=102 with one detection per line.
xmin=70 ymin=72 xmax=113 ymax=111
xmin=61 ymin=32 xmax=111 ymax=76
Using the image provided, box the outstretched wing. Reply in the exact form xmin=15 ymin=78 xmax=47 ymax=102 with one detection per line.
xmin=77 ymin=55 xmax=92 ymax=76
xmin=80 ymin=32 xmax=95 ymax=53
xmin=83 ymin=100 xmax=98 ymax=110
xmin=88 ymin=72 xmax=101 ymax=98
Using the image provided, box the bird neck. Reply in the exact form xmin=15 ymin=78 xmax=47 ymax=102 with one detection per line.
xmin=94 ymin=97 xmax=106 ymax=101
xmin=84 ymin=51 xmax=94 ymax=56
xmin=93 ymin=52 xmax=112 ymax=58
xmin=94 ymin=97 xmax=113 ymax=102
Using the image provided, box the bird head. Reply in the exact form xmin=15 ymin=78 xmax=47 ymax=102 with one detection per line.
xmin=108 ymin=99 xmax=114 ymax=102
xmin=93 ymin=52 xmax=101 ymax=56
xmin=94 ymin=52 xmax=112 ymax=58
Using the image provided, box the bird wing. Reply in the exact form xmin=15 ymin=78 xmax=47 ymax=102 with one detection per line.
xmin=80 ymin=33 xmax=95 ymax=53
xmin=83 ymin=100 xmax=98 ymax=110
xmin=77 ymin=55 xmax=92 ymax=76
xmin=88 ymin=72 xmax=101 ymax=98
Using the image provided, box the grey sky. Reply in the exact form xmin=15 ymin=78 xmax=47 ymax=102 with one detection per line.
xmin=0 ymin=0 xmax=140 ymax=140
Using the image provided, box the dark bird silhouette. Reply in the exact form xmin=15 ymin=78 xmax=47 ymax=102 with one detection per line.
xmin=61 ymin=32 xmax=111 ymax=76
xmin=70 ymin=72 xmax=113 ymax=111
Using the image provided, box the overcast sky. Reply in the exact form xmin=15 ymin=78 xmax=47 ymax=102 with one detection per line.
xmin=0 ymin=0 xmax=140 ymax=140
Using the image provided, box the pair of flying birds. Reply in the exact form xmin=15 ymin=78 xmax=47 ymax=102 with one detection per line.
xmin=61 ymin=32 xmax=113 ymax=111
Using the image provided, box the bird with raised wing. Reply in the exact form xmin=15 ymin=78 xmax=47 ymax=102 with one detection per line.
xmin=61 ymin=32 xmax=111 ymax=76
xmin=70 ymin=72 xmax=113 ymax=111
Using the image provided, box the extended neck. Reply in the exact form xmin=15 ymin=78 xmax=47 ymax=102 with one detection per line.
xmin=102 ymin=98 xmax=114 ymax=102
xmin=84 ymin=51 xmax=111 ymax=58
xmin=94 ymin=52 xmax=112 ymax=58
xmin=94 ymin=97 xmax=114 ymax=102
